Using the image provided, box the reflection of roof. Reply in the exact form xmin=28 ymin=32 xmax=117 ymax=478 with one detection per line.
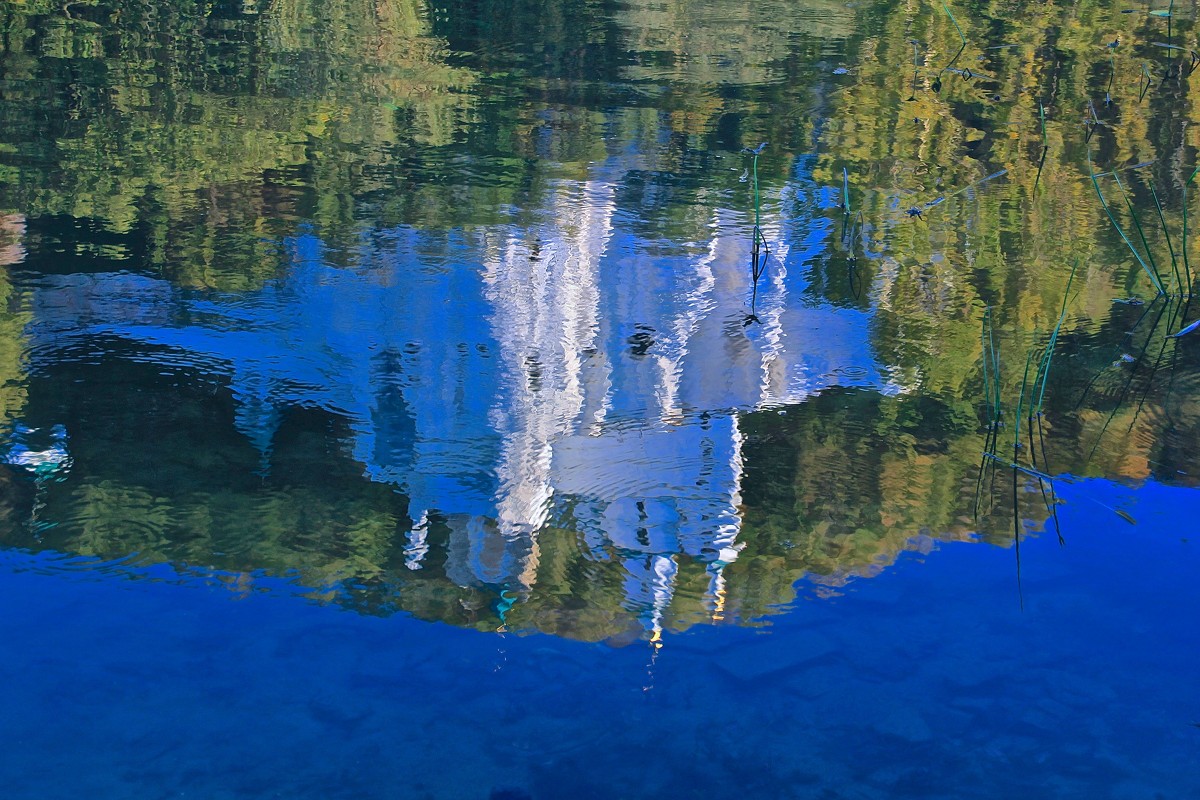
xmin=22 ymin=156 xmax=894 ymax=621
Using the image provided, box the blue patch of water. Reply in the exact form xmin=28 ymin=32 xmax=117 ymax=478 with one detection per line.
xmin=1 ymin=478 xmax=1195 ymax=799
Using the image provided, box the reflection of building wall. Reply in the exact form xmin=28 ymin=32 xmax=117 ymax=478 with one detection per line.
xmin=20 ymin=157 xmax=890 ymax=631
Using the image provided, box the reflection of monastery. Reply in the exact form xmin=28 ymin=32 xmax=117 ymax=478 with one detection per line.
xmin=25 ymin=157 xmax=891 ymax=635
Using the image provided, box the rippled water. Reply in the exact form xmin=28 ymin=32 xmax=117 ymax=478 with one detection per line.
xmin=1 ymin=0 xmax=1198 ymax=795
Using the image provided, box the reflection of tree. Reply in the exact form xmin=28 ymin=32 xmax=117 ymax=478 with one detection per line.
xmin=1 ymin=357 xmax=1051 ymax=640
xmin=0 ymin=0 xmax=475 ymax=288
xmin=727 ymin=389 xmax=1014 ymax=618
xmin=811 ymin=0 xmax=1200 ymax=485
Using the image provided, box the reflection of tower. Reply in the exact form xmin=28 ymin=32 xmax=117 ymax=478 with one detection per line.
xmin=622 ymin=553 xmax=678 ymax=644
xmin=480 ymin=176 xmax=617 ymax=590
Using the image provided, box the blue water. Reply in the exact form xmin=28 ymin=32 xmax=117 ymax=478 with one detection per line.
xmin=2 ymin=478 xmax=1195 ymax=799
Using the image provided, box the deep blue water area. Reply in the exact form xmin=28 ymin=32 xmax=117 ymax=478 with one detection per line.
xmin=2 ymin=479 xmax=1195 ymax=799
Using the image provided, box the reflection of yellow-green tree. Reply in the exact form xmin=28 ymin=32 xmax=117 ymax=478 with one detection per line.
xmin=813 ymin=0 xmax=1200 ymax=482
xmin=0 ymin=0 xmax=476 ymax=287
xmin=722 ymin=389 xmax=1041 ymax=619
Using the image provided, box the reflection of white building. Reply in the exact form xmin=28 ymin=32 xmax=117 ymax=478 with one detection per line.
xmin=22 ymin=155 xmax=894 ymax=633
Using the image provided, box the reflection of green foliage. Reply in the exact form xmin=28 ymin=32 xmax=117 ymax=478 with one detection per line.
xmin=728 ymin=389 xmax=1003 ymax=616
xmin=0 ymin=0 xmax=477 ymax=287
xmin=813 ymin=0 xmax=1200 ymax=482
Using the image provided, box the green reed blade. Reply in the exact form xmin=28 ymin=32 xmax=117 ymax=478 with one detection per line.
xmin=938 ymin=1 xmax=967 ymax=77
xmin=1112 ymin=172 xmax=1166 ymax=292
xmin=943 ymin=1 xmax=966 ymax=44
xmin=1184 ymin=166 xmax=1198 ymax=294
xmin=981 ymin=307 xmax=994 ymax=427
xmin=1033 ymin=259 xmax=1078 ymax=416
xmin=1147 ymin=180 xmax=1181 ymax=293
xmin=1013 ymin=350 xmax=1034 ymax=453
xmin=1089 ymin=150 xmax=1166 ymax=294
xmin=1033 ymin=105 xmax=1048 ymax=193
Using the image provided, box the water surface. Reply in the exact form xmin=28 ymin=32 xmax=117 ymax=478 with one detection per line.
xmin=0 ymin=0 xmax=1198 ymax=795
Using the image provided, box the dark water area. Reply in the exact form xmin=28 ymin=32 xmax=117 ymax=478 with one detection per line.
xmin=1 ymin=0 xmax=1198 ymax=795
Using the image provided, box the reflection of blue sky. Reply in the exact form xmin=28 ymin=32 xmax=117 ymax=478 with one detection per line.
xmin=22 ymin=155 xmax=896 ymax=628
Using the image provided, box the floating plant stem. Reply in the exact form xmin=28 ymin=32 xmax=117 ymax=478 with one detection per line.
xmin=1084 ymin=100 xmax=1101 ymax=144
xmin=1011 ymin=351 xmax=1035 ymax=612
xmin=911 ymin=169 xmax=1008 ymax=217
xmin=846 ymin=210 xmax=865 ymax=301
xmin=1171 ymin=318 xmax=1200 ymax=337
xmin=744 ymin=142 xmax=769 ymax=323
xmin=933 ymin=1 xmax=967 ymax=91
xmin=1106 ymin=57 xmax=1115 ymax=106
xmin=1073 ymin=295 xmax=1163 ymax=411
xmin=981 ymin=310 xmax=993 ymax=431
xmin=1012 ymin=458 xmax=1023 ymax=609
xmin=908 ymin=39 xmax=921 ymax=100
xmin=974 ymin=307 xmax=1003 ymax=520
xmin=985 ymin=306 xmax=1003 ymax=426
xmin=1013 ymin=350 xmax=1034 ymax=456
xmin=1139 ymin=63 xmax=1153 ymax=102
xmin=1130 ymin=298 xmax=1188 ymax=428
xmin=1027 ymin=261 xmax=1075 ymax=546
xmin=1151 ymin=43 xmax=1200 ymax=76
xmin=1085 ymin=299 xmax=1170 ymax=462
xmin=982 ymin=452 xmax=1055 ymax=483
xmin=1089 ymin=160 xmax=1154 ymax=180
